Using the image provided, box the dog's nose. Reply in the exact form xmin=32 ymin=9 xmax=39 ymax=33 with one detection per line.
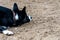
xmin=28 ymin=16 xmax=32 ymax=21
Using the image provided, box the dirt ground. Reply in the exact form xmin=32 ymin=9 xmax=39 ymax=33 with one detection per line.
xmin=0 ymin=0 xmax=60 ymax=40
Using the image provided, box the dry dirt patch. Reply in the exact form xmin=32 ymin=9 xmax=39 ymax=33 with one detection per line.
xmin=0 ymin=0 xmax=60 ymax=40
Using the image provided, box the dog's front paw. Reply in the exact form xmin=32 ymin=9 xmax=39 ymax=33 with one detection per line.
xmin=2 ymin=30 xmax=14 ymax=36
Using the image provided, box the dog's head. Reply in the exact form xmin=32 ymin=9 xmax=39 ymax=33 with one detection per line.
xmin=13 ymin=3 xmax=32 ymax=24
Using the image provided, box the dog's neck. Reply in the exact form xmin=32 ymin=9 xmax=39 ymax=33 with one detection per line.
xmin=13 ymin=11 xmax=16 ymax=21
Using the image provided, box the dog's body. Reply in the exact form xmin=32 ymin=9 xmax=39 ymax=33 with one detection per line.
xmin=0 ymin=6 xmax=13 ymax=26
xmin=0 ymin=3 xmax=32 ymax=35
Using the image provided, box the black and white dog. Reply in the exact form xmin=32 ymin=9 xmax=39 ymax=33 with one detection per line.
xmin=0 ymin=3 xmax=32 ymax=35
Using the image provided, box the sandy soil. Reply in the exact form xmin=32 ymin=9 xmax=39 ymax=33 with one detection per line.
xmin=0 ymin=0 xmax=60 ymax=40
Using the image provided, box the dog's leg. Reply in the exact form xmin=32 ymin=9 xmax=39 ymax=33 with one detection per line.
xmin=2 ymin=29 xmax=14 ymax=36
xmin=0 ymin=26 xmax=14 ymax=35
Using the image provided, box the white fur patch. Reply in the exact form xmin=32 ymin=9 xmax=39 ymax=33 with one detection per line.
xmin=2 ymin=30 xmax=14 ymax=35
xmin=28 ymin=16 xmax=32 ymax=21
xmin=15 ymin=14 xmax=19 ymax=20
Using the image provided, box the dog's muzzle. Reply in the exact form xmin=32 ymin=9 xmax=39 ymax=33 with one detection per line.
xmin=28 ymin=16 xmax=32 ymax=21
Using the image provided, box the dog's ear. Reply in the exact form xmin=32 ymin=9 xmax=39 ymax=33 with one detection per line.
xmin=22 ymin=6 xmax=27 ymax=16
xmin=13 ymin=3 xmax=19 ymax=12
xmin=22 ymin=6 xmax=26 ymax=12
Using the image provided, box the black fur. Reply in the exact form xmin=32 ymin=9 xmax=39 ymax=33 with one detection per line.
xmin=0 ymin=3 xmax=30 ymax=32
xmin=13 ymin=3 xmax=30 ymax=25
xmin=0 ymin=6 xmax=13 ymax=26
